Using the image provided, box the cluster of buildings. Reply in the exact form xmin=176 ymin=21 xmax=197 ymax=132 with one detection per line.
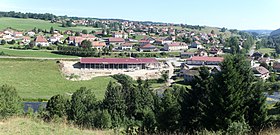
xmin=179 ymin=50 xmax=280 ymax=83
xmin=0 ymin=29 xmax=65 ymax=46
xmin=1 ymin=17 xmax=249 ymax=56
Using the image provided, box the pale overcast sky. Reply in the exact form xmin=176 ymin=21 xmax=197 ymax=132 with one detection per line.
xmin=0 ymin=0 xmax=280 ymax=30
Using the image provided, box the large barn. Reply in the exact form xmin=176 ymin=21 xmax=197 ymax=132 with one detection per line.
xmin=80 ymin=57 xmax=160 ymax=70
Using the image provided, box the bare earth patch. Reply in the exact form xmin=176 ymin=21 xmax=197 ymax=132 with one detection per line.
xmin=60 ymin=61 xmax=171 ymax=81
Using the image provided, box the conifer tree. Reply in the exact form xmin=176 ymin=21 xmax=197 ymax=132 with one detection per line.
xmin=158 ymin=88 xmax=181 ymax=132
xmin=246 ymin=80 xmax=267 ymax=131
xmin=181 ymin=66 xmax=212 ymax=132
xmin=205 ymin=55 xmax=254 ymax=131
xmin=103 ymin=81 xmax=126 ymax=127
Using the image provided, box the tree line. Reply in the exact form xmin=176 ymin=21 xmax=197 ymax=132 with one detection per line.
xmin=0 ymin=55 xmax=278 ymax=134
xmin=42 ymin=55 xmax=270 ymax=134
xmin=0 ymin=11 xmax=57 ymax=21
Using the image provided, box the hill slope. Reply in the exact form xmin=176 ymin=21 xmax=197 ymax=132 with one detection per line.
xmin=0 ymin=17 xmax=100 ymax=32
xmin=270 ymin=28 xmax=280 ymax=36
xmin=0 ymin=59 xmax=114 ymax=100
xmin=0 ymin=117 xmax=112 ymax=135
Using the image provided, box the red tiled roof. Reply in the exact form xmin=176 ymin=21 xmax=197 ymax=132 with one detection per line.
xmin=35 ymin=36 xmax=48 ymax=43
xmin=74 ymin=37 xmax=84 ymax=43
xmin=187 ymin=56 xmax=224 ymax=62
xmin=23 ymin=36 xmax=30 ymax=40
xmin=108 ymin=37 xmax=125 ymax=42
xmin=80 ymin=57 xmax=158 ymax=64
xmin=91 ymin=41 xmax=106 ymax=47
xmin=141 ymin=43 xmax=155 ymax=49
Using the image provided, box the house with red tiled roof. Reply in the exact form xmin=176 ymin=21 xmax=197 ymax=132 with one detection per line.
xmin=22 ymin=36 xmax=31 ymax=44
xmin=253 ymin=66 xmax=270 ymax=80
xmin=91 ymin=41 xmax=106 ymax=49
xmin=66 ymin=36 xmax=87 ymax=46
xmin=164 ymin=42 xmax=188 ymax=51
xmin=108 ymin=37 xmax=125 ymax=45
xmin=13 ymin=32 xmax=23 ymax=39
xmin=139 ymin=43 xmax=156 ymax=52
xmin=74 ymin=37 xmax=84 ymax=46
xmin=81 ymin=34 xmax=96 ymax=40
xmin=35 ymin=36 xmax=49 ymax=46
xmin=186 ymin=56 xmax=224 ymax=65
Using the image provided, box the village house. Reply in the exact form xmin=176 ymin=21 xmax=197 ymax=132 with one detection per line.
xmin=120 ymin=42 xmax=134 ymax=50
xmin=126 ymin=29 xmax=135 ymax=35
xmin=35 ymin=36 xmax=49 ymax=46
xmin=22 ymin=36 xmax=31 ymax=44
xmin=252 ymin=52 xmax=263 ymax=60
xmin=2 ymin=34 xmax=13 ymax=41
xmin=253 ymin=66 xmax=270 ymax=80
xmin=73 ymin=37 xmax=84 ymax=46
xmin=164 ymin=42 xmax=188 ymax=51
xmin=107 ymin=37 xmax=125 ymax=45
xmin=195 ymin=49 xmax=208 ymax=56
xmin=186 ymin=56 xmax=224 ymax=65
xmin=273 ymin=62 xmax=280 ymax=72
xmin=80 ymin=57 xmax=160 ymax=70
xmin=66 ymin=36 xmax=87 ymax=46
xmin=139 ymin=43 xmax=157 ymax=52
xmin=139 ymin=39 xmax=151 ymax=45
xmin=48 ymin=36 xmax=59 ymax=43
xmin=182 ymin=69 xmax=199 ymax=82
xmin=209 ymin=47 xmax=223 ymax=55
xmin=180 ymin=52 xmax=195 ymax=58
xmin=191 ymin=41 xmax=203 ymax=49
xmin=81 ymin=34 xmax=96 ymax=40
xmin=112 ymin=31 xmax=123 ymax=38
xmin=155 ymin=37 xmax=173 ymax=45
xmin=91 ymin=41 xmax=106 ymax=49
xmin=27 ymin=31 xmax=36 ymax=37
xmin=258 ymin=57 xmax=270 ymax=64
xmin=13 ymin=32 xmax=23 ymax=39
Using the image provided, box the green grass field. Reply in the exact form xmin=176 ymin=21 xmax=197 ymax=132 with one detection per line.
xmin=0 ymin=17 xmax=100 ymax=32
xmin=0 ymin=59 xmax=114 ymax=100
xmin=0 ymin=46 xmax=77 ymax=58
xmin=0 ymin=117 xmax=112 ymax=135
xmin=258 ymin=48 xmax=276 ymax=54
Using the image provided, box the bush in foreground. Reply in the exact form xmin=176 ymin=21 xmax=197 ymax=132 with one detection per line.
xmin=0 ymin=85 xmax=22 ymax=119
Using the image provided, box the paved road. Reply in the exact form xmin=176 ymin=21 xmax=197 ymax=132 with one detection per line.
xmin=249 ymin=44 xmax=256 ymax=56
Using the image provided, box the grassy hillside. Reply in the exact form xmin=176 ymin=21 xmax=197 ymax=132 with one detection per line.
xmin=0 ymin=59 xmax=114 ymax=100
xmin=0 ymin=17 xmax=100 ymax=32
xmin=0 ymin=117 xmax=112 ymax=135
xmin=0 ymin=46 xmax=77 ymax=58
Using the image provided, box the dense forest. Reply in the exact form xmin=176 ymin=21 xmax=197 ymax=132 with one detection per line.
xmin=1 ymin=55 xmax=278 ymax=134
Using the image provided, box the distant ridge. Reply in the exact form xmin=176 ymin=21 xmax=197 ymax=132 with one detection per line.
xmin=270 ymin=28 xmax=280 ymax=36
xmin=243 ymin=30 xmax=272 ymax=35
